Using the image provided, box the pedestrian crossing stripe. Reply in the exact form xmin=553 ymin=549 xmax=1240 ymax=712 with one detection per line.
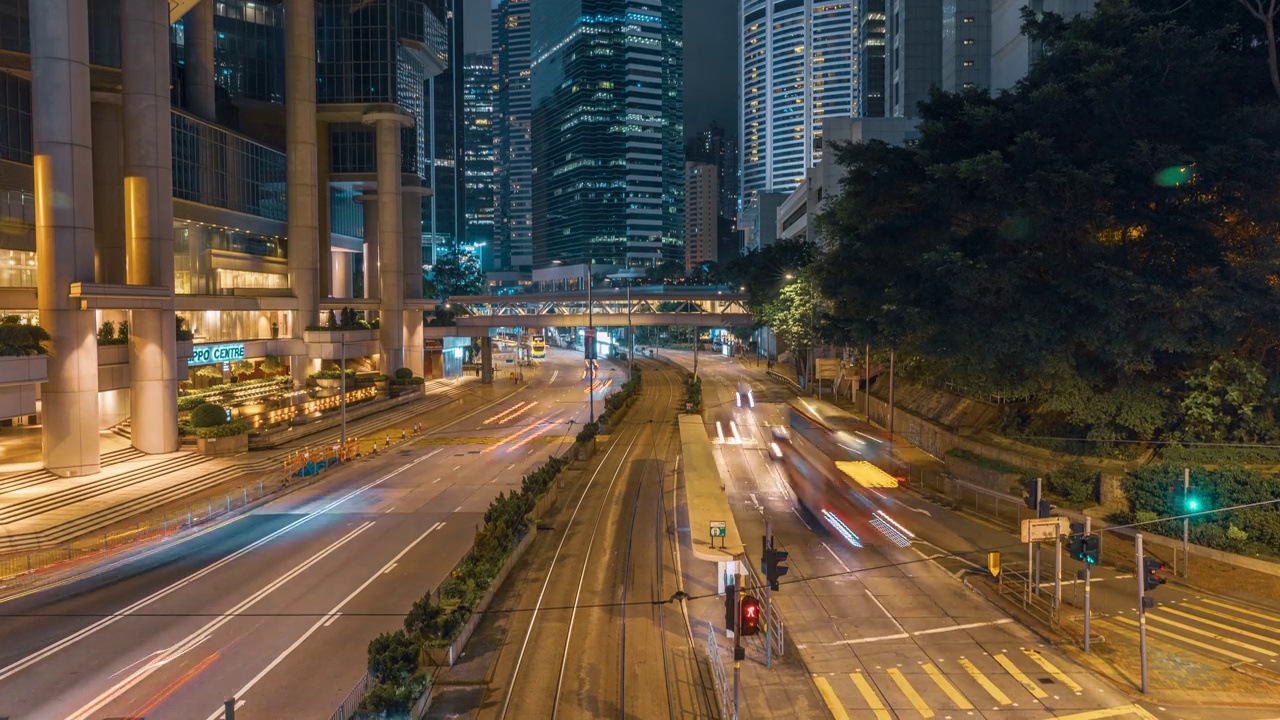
xmin=1152 ymin=604 xmax=1280 ymax=650
xmin=957 ymin=657 xmax=1012 ymax=705
xmin=887 ymin=667 xmax=934 ymax=718
xmin=1143 ymin=612 xmax=1276 ymax=656
xmin=1023 ymin=648 xmax=1083 ymax=692
xmin=1183 ymin=601 xmax=1280 ymax=635
xmin=1052 ymin=705 xmax=1160 ymax=720
xmin=994 ymin=652 xmax=1048 ymax=699
xmin=813 ymin=676 xmax=851 ymax=720
xmin=923 ymin=662 xmax=974 ymax=709
xmin=848 ymin=671 xmax=891 ymax=720
xmin=1201 ymin=596 xmax=1280 ymax=623
xmin=1105 ymin=615 xmax=1256 ymax=663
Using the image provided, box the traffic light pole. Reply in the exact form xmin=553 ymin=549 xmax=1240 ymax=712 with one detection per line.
xmin=1083 ymin=516 xmax=1092 ymax=652
xmin=1033 ymin=478 xmax=1043 ymax=595
xmin=1053 ymin=530 xmax=1062 ymax=610
xmin=734 ymin=570 xmax=742 ymax=720
xmin=764 ymin=518 xmax=773 ymax=670
xmin=1183 ymin=467 xmax=1190 ymax=578
xmin=1137 ymin=533 xmax=1148 ymax=694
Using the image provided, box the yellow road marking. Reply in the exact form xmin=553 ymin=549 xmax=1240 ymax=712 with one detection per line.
xmin=1161 ymin=606 xmax=1280 ymax=648
xmin=1051 ymin=704 xmax=1160 ymax=720
xmin=887 ymin=667 xmax=934 ymax=718
xmin=1109 ymin=615 xmax=1255 ymax=663
xmin=849 ymin=671 xmax=892 ymax=720
xmin=1022 ymin=648 xmax=1083 ymax=692
xmin=1184 ymin=602 xmax=1280 ymax=635
xmin=813 ymin=676 xmax=851 ymax=720
xmin=1144 ymin=613 xmax=1276 ymax=656
xmin=957 ymin=657 xmax=1012 ymax=705
xmin=923 ymin=663 xmax=973 ymax=709
xmin=1201 ymin=597 xmax=1280 ymax=623
xmin=994 ymin=653 xmax=1048 ymax=699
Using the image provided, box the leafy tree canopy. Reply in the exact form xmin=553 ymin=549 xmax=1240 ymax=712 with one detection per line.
xmin=816 ymin=0 xmax=1280 ymax=445
xmin=722 ymin=237 xmax=816 ymax=321
xmin=430 ymin=249 xmax=486 ymax=300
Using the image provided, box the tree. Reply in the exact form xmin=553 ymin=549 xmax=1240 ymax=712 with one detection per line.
xmin=645 ymin=260 xmax=686 ymax=284
xmin=721 ymin=238 xmax=816 ymax=323
xmin=431 ymin=249 xmax=485 ymax=300
xmin=816 ymin=0 xmax=1280 ymax=445
xmin=1237 ymin=0 xmax=1280 ymax=100
xmin=764 ymin=277 xmax=819 ymax=372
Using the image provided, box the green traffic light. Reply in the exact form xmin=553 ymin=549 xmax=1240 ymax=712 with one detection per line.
xmin=1188 ymin=498 xmax=1200 ymax=512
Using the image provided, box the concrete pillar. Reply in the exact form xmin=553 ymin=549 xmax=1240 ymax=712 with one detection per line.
xmin=331 ymin=251 xmax=352 ymax=299
xmin=366 ymin=114 xmax=407 ymax=374
xmin=317 ymin=121 xmax=332 ymax=298
xmin=122 ymin=0 xmax=178 ymax=455
xmin=91 ymin=95 xmax=126 ymax=285
xmin=357 ymin=193 xmax=378 ymax=300
xmin=31 ymin=0 xmax=101 ymax=476
xmin=480 ymin=335 xmax=493 ymax=384
xmin=183 ymin=0 xmax=216 ymax=121
xmin=286 ymin=0 xmax=319 ymax=331
xmin=402 ymin=188 xmax=425 ymax=377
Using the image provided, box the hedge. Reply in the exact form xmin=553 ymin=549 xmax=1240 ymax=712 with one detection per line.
xmin=190 ymin=403 xmax=229 ymax=428
xmin=684 ymin=375 xmax=702 ymax=413
xmin=0 ymin=320 xmax=49 ymax=357
xmin=1118 ymin=463 xmax=1280 ymax=557
xmin=193 ymin=420 xmax=249 ymax=439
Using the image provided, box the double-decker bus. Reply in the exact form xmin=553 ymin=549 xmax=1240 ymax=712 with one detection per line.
xmin=785 ymin=398 xmax=901 ymax=474
xmin=530 ymin=335 xmax=546 ymax=359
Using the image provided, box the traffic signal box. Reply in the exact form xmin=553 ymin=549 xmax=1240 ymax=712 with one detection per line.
xmin=740 ymin=594 xmax=762 ymax=636
xmin=762 ymin=538 xmax=790 ymax=592
xmin=1143 ymin=558 xmax=1167 ymax=592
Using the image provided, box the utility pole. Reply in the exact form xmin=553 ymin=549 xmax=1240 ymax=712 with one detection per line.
xmin=1183 ymin=467 xmax=1190 ymax=577
xmin=864 ymin=344 xmax=870 ymax=419
xmin=693 ymin=324 xmax=699 ymax=377
xmin=587 ymin=258 xmax=594 ymax=425
xmin=764 ymin=518 xmax=773 ymax=669
xmin=1033 ymin=477 xmax=1042 ymax=595
xmin=340 ymin=332 xmax=347 ymax=457
xmin=888 ymin=349 xmax=896 ymax=440
xmin=1137 ymin=533 xmax=1149 ymax=693
xmin=627 ymin=282 xmax=633 ymax=379
xmin=733 ymin=569 xmax=743 ymax=720
xmin=1054 ymin=526 xmax=1062 ymax=610
xmin=1083 ymin=516 xmax=1092 ymax=652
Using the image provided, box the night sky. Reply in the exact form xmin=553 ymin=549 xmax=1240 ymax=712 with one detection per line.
xmin=464 ymin=0 xmax=738 ymax=139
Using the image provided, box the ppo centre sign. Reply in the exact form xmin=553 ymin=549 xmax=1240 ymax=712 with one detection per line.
xmin=189 ymin=342 xmax=247 ymax=367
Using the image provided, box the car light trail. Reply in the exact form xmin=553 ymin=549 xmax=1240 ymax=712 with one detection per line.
xmin=715 ymin=421 xmax=725 ymax=444
xmin=874 ymin=510 xmax=914 ymax=539
xmin=485 ymin=415 xmax=555 ymax=452
xmin=507 ymin=420 xmax=559 ymax=452
xmin=822 ymin=510 xmax=862 ymax=548
xmin=870 ymin=515 xmax=912 ymax=548
xmin=126 ymin=652 xmax=220 ymax=720
xmin=482 ymin=400 xmax=535 ymax=425
xmin=729 ymin=421 xmax=741 ymax=443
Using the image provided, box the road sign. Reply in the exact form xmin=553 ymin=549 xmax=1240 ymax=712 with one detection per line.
xmin=584 ymin=328 xmax=597 ymax=338
xmin=815 ymin=358 xmax=841 ymax=380
xmin=710 ymin=521 xmax=727 ymax=538
xmin=1020 ymin=516 xmax=1069 ymax=543
xmin=988 ymin=551 xmax=1001 ymax=578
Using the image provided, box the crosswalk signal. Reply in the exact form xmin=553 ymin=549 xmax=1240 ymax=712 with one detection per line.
xmin=1023 ymin=479 xmax=1039 ymax=510
xmin=767 ymin=548 xmax=789 ymax=591
xmin=1142 ymin=557 xmax=1167 ymax=592
xmin=724 ymin=581 xmax=738 ymax=632
xmin=1083 ymin=534 xmax=1100 ymax=565
xmin=740 ymin=594 xmax=762 ymax=636
xmin=1068 ymin=522 xmax=1085 ymax=561
xmin=1185 ymin=489 xmax=1203 ymax=513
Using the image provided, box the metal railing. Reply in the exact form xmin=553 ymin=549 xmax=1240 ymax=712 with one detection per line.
xmin=0 ymin=432 xmax=406 ymax=588
xmin=329 ymin=672 xmax=369 ymax=720
xmin=705 ymin=621 xmax=732 ymax=718
xmin=739 ymin=559 xmax=785 ymax=657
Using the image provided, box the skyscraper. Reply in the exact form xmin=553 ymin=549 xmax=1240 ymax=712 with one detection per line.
xmin=887 ymin=0 xmax=942 ymax=117
xmin=684 ymin=161 xmax=718 ymax=272
xmin=860 ymin=8 xmax=888 ymax=117
xmin=529 ymin=0 xmax=685 ymax=270
xmin=943 ymin=0 xmax=993 ymax=92
xmin=492 ymin=0 xmax=533 ymax=271
xmin=687 ymin=122 xmax=739 ymax=221
xmin=739 ymin=0 xmax=857 ymax=200
xmin=462 ymin=52 xmax=496 ymax=268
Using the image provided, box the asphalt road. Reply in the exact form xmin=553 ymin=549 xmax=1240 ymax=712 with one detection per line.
xmin=0 ymin=349 xmax=613 ymax=720
xmin=459 ymin=361 xmax=709 ymax=720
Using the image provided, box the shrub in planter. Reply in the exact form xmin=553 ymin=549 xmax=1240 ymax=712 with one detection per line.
xmin=576 ymin=421 xmax=599 ymax=444
xmin=190 ymin=402 xmax=229 ymax=428
xmin=177 ymin=418 xmax=194 ymax=436
xmin=193 ymin=420 xmax=248 ymax=438
xmin=395 ymin=367 xmax=414 ymax=381
xmin=175 ymin=316 xmax=194 ymax=341
xmin=358 ymin=631 xmax=428 ymax=716
xmin=0 ymin=320 xmax=50 ymax=356
xmin=177 ymin=396 xmax=206 ymax=412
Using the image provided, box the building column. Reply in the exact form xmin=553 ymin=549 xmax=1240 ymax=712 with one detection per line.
xmin=122 ymin=0 xmax=178 ymax=455
xmin=365 ymin=113 xmax=409 ymax=375
xmin=183 ymin=0 xmax=216 ymax=121
xmin=331 ymin=251 xmax=352 ymax=299
xmin=91 ymin=93 xmax=125 ymax=285
xmin=286 ymin=0 xmax=319 ymax=333
xmin=480 ymin=335 xmax=493 ymax=384
xmin=357 ymin=193 xmax=378 ymax=302
xmin=31 ymin=0 xmax=101 ymax=476
xmin=402 ymin=187 xmax=426 ymax=378
xmin=317 ymin=121 xmax=332 ymax=298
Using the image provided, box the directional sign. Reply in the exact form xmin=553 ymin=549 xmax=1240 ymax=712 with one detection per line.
xmin=710 ymin=521 xmax=727 ymax=538
xmin=815 ymin=358 xmax=841 ymax=380
xmin=1020 ymin=516 xmax=1069 ymax=543
xmin=988 ymin=551 xmax=1001 ymax=578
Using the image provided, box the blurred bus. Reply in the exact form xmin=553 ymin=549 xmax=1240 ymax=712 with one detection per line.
xmin=786 ymin=398 xmax=906 ymax=479
xmin=530 ymin=335 xmax=546 ymax=359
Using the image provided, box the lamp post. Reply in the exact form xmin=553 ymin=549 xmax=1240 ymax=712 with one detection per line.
xmin=587 ymin=257 xmax=594 ymax=425
xmin=627 ymin=281 xmax=634 ymax=380
xmin=339 ymin=331 xmax=348 ymax=458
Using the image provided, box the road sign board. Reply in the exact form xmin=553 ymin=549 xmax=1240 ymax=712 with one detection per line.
xmin=710 ymin=521 xmax=727 ymax=538
xmin=815 ymin=358 xmax=841 ymax=380
xmin=585 ymin=328 xmax=597 ymax=338
xmin=1020 ymin=516 xmax=1069 ymax=543
xmin=988 ymin=551 xmax=1001 ymax=577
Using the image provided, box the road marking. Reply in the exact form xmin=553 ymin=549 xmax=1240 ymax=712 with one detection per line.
xmin=923 ymin=662 xmax=973 ymax=709
xmin=323 ymin=612 xmax=342 ymax=627
xmin=848 ymin=671 xmax=891 ymax=720
xmin=69 ymin=521 xmax=378 ymax=720
xmin=1143 ymin=613 xmax=1276 ymax=656
xmin=1108 ymin=615 xmax=1256 ymax=662
xmin=824 ymin=619 xmax=1013 ymax=646
xmin=813 ymin=676 xmax=851 ymax=720
xmin=550 ymin=370 xmax=559 ymax=383
xmin=1201 ymin=597 xmax=1280 ymax=623
xmin=1052 ymin=705 xmax=1160 ymax=720
xmin=453 ymin=505 xmax=463 ymax=513
xmin=1022 ymin=648 xmax=1083 ymax=692
xmin=0 ymin=450 xmax=442 ymax=682
xmin=957 ymin=658 xmax=1011 ymax=705
xmin=434 ymin=477 xmax=441 ymax=483
xmin=994 ymin=652 xmax=1047 ymax=699
xmin=453 ymin=465 xmax=462 ymax=470
xmin=1160 ymin=606 xmax=1280 ymax=647
xmin=865 ymin=590 xmax=906 ymax=634
xmin=887 ymin=667 xmax=934 ymax=718
xmin=206 ymin=520 xmax=447 ymax=720
xmin=821 ymin=542 xmax=851 ymax=573
xmin=1184 ymin=602 xmax=1280 ymax=634
xmin=384 ymin=506 xmax=396 ymax=513
xmin=383 ymin=562 xmax=398 ymax=574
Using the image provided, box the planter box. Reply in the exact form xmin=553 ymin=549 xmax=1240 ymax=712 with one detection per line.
xmin=313 ymin=378 xmax=344 ymax=389
xmin=0 ymin=355 xmax=47 ymax=386
xmin=425 ymin=527 xmax=537 ymax=667
xmin=197 ymin=432 xmax=249 ymax=457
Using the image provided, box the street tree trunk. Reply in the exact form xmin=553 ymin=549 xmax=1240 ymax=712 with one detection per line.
xmin=1238 ymin=0 xmax=1280 ymax=101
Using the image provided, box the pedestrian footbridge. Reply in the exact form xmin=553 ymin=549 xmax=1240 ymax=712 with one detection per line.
xmin=440 ymin=287 xmax=754 ymax=330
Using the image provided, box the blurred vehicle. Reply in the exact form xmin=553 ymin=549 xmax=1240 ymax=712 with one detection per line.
xmin=530 ymin=335 xmax=546 ymax=359
xmin=736 ymin=382 xmax=755 ymax=409
xmin=785 ymin=398 xmax=905 ymax=479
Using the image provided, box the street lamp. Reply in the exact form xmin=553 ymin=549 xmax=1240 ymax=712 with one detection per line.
xmin=339 ymin=331 xmax=348 ymax=459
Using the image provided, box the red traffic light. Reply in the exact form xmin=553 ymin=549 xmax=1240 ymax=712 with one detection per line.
xmin=740 ymin=594 xmax=762 ymax=636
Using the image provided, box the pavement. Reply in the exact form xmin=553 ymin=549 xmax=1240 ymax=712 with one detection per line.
xmin=0 ymin=348 xmax=615 ymax=720
xmin=662 ymin=350 xmax=1252 ymax=720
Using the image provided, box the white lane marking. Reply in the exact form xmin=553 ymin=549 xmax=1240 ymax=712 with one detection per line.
xmin=323 ymin=612 xmax=342 ymax=627
xmin=748 ymin=493 xmax=760 ymax=510
xmin=68 ymin=521 xmax=377 ymax=720
xmin=550 ymin=370 xmax=559 ymax=384
xmin=821 ymin=542 xmax=851 ymax=573
xmin=865 ymin=589 xmax=907 ymax=634
xmin=383 ymin=563 xmax=398 ymax=574
xmin=791 ymin=506 xmax=815 ymax=532
xmin=453 ymin=505 xmax=463 ymax=513
xmin=384 ymin=506 xmax=396 ymax=513
xmin=0 ymin=449 xmax=442 ymax=683
xmin=453 ymin=465 xmax=462 ymax=471
xmin=206 ymin=521 xmax=447 ymax=720
xmin=433 ymin=477 xmax=442 ymax=484
xmin=821 ymin=619 xmax=1014 ymax=646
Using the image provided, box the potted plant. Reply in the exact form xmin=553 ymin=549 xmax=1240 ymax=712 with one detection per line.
xmin=190 ymin=402 xmax=249 ymax=456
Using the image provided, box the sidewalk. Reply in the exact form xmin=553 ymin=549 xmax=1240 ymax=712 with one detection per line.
xmin=0 ymin=377 xmax=494 ymax=554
